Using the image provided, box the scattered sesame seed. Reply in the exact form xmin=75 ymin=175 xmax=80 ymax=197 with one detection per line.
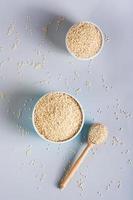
xmin=56 ymin=16 xmax=65 ymax=31
xmin=7 ymin=23 xmax=15 ymax=36
xmin=127 ymin=159 xmax=132 ymax=165
xmin=34 ymin=62 xmax=44 ymax=69
xmin=25 ymin=145 xmax=32 ymax=156
xmin=75 ymin=88 xmax=81 ymax=95
xmin=42 ymin=25 xmax=48 ymax=34
xmin=0 ymin=92 xmax=5 ymax=99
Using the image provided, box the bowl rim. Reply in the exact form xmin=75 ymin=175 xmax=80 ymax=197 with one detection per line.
xmin=65 ymin=21 xmax=105 ymax=60
xmin=32 ymin=91 xmax=85 ymax=144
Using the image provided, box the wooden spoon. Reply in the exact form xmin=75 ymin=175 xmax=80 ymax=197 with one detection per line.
xmin=59 ymin=123 xmax=108 ymax=189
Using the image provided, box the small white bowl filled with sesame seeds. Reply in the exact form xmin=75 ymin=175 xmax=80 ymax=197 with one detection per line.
xmin=65 ymin=21 xmax=104 ymax=60
xmin=32 ymin=92 xmax=84 ymax=143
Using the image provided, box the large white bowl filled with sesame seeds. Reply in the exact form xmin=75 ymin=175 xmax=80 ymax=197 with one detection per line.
xmin=65 ymin=21 xmax=104 ymax=60
xmin=32 ymin=92 xmax=84 ymax=143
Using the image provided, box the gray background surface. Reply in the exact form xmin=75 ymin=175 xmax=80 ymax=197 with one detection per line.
xmin=0 ymin=0 xmax=133 ymax=199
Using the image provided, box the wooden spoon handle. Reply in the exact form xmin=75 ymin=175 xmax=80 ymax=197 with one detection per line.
xmin=59 ymin=143 xmax=94 ymax=189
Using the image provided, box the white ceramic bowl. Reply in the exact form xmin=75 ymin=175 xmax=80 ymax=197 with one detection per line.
xmin=65 ymin=21 xmax=104 ymax=60
xmin=32 ymin=92 xmax=84 ymax=144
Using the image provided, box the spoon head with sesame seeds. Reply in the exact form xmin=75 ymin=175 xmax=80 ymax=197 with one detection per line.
xmin=88 ymin=123 xmax=108 ymax=145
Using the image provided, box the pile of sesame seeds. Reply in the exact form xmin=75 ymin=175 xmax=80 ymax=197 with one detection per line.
xmin=66 ymin=22 xmax=103 ymax=59
xmin=33 ymin=92 xmax=83 ymax=142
